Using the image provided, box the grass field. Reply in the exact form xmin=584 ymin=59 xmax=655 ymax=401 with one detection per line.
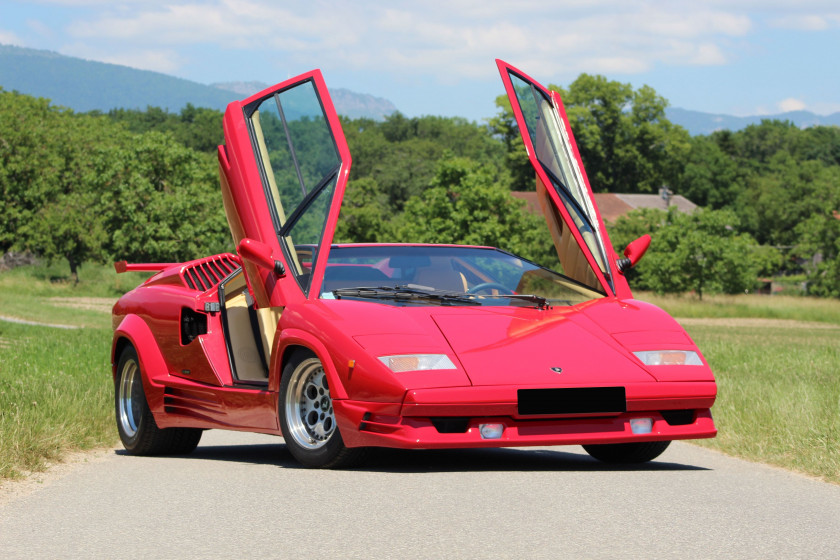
xmin=0 ymin=262 xmax=838 ymax=483
xmin=688 ymin=323 xmax=840 ymax=483
xmin=0 ymin=260 xmax=150 ymax=329
xmin=0 ymin=322 xmax=114 ymax=479
xmin=0 ymin=261 xmax=145 ymax=479
xmin=639 ymin=292 xmax=840 ymax=326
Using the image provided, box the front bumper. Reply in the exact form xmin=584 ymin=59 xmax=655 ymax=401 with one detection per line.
xmin=334 ymin=382 xmax=717 ymax=449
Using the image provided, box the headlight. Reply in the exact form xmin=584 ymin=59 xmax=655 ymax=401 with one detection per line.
xmin=378 ymin=354 xmax=456 ymax=372
xmin=633 ymin=350 xmax=703 ymax=366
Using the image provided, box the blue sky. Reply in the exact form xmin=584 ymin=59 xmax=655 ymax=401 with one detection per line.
xmin=2 ymin=1 xmax=839 ymax=122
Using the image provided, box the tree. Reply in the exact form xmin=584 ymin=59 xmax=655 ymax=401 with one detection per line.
xmin=105 ymin=104 xmax=223 ymax=153
xmin=334 ymin=177 xmax=392 ymax=243
xmin=392 ymin=158 xmax=556 ymax=267
xmin=674 ymin=135 xmax=744 ymax=209
xmin=0 ymin=90 xmax=65 ymax=254
xmin=795 ymin=201 xmax=840 ymax=298
xmin=101 ymin=131 xmax=230 ymax=263
xmin=734 ymin=154 xmax=839 ymax=249
xmin=36 ymin=188 xmax=106 ymax=282
xmin=343 ymin=113 xmax=507 ymax=211
xmin=26 ymin=113 xmax=118 ymax=281
xmin=0 ymin=91 xmax=122 ymax=280
xmin=639 ymin=208 xmax=765 ymax=298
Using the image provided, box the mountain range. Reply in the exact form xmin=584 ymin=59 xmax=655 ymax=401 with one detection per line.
xmin=0 ymin=44 xmax=396 ymax=120
xmin=665 ymin=107 xmax=840 ymax=136
xmin=1 ymin=44 xmax=837 ymax=134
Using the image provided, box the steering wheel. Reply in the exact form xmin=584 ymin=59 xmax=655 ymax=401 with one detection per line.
xmin=467 ymin=282 xmax=514 ymax=295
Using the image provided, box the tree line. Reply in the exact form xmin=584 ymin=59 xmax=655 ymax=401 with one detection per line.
xmin=0 ymin=76 xmax=838 ymax=297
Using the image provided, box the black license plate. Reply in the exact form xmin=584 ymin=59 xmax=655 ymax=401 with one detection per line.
xmin=517 ymin=387 xmax=626 ymax=415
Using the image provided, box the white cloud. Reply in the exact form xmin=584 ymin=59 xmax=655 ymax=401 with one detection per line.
xmin=777 ymin=97 xmax=807 ymax=112
xmin=102 ymin=50 xmax=184 ymax=74
xmin=768 ymin=13 xmax=840 ymax=31
xmin=22 ymin=0 xmax=161 ymax=5
xmin=50 ymin=0 xmax=763 ymax=81
xmin=810 ymin=101 xmax=840 ymax=115
xmin=61 ymin=43 xmax=184 ymax=74
xmin=689 ymin=43 xmax=728 ymax=65
xmin=0 ymin=29 xmax=25 ymax=46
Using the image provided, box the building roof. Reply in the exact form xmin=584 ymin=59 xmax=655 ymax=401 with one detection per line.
xmin=511 ymin=192 xmax=698 ymax=223
xmin=612 ymin=194 xmax=698 ymax=218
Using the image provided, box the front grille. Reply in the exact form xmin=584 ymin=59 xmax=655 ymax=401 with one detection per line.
xmin=181 ymin=253 xmax=240 ymax=291
xmin=518 ymin=387 xmax=626 ymax=416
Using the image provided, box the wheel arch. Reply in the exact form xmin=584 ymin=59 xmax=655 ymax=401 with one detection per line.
xmin=112 ymin=314 xmax=169 ymax=415
xmin=273 ymin=328 xmax=348 ymax=400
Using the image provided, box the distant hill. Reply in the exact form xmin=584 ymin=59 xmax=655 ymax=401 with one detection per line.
xmin=4 ymin=44 xmax=837 ymax=132
xmin=212 ymin=81 xmax=397 ymax=119
xmin=0 ymin=44 xmax=397 ymax=119
xmin=666 ymin=107 xmax=840 ymax=136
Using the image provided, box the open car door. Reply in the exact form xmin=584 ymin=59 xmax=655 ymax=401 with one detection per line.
xmin=496 ymin=60 xmax=628 ymax=298
xmin=218 ymin=70 xmax=351 ymax=309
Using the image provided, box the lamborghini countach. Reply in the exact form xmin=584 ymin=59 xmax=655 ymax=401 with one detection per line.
xmin=111 ymin=60 xmax=716 ymax=468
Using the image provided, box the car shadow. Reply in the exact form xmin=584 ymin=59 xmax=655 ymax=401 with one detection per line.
xmin=138 ymin=442 xmax=709 ymax=473
xmin=353 ymin=447 xmax=709 ymax=473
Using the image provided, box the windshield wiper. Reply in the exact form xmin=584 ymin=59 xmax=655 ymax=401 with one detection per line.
xmin=333 ymin=285 xmax=481 ymax=306
xmin=474 ymin=293 xmax=551 ymax=310
xmin=333 ymin=285 xmax=551 ymax=309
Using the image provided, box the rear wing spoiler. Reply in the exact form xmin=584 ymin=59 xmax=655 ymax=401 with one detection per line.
xmin=114 ymin=261 xmax=178 ymax=274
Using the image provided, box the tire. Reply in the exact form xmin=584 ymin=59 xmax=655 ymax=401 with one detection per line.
xmin=583 ymin=440 xmax=671 ymax=464
xmin=279 ymin=350 xmax=366 ymax=468
xmin=115 ymin=345 xmax=202 ymax=455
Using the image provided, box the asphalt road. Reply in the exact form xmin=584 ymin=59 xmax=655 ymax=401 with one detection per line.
xmin=1 ymin=430 xmax=839 ymax=559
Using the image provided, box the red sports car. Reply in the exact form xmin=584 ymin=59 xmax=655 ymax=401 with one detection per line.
xmin=111 ymin=60 xmax=716 ymax=468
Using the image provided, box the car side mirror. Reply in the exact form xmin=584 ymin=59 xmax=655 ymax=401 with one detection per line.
xmin=237 ymin=238 xmax=286 ymax=277
xmin=617 ymin=234 xmax=651 ymax=275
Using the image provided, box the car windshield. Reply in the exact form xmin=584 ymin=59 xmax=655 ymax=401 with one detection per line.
xmin=319 ymin=245 xmax=605 ymax=307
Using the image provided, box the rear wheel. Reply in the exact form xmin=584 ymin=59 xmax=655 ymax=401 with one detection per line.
xmin=583 ymin=441 xmax=671 ymax=464
xmin=279 ymin=350 xmax=365 ymax=468
xmin=115 ymin=345 xmax=202 ymax=455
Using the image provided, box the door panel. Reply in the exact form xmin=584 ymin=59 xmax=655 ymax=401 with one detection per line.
xmin=219 ymin=70 xmax=351 ymax=306
xmin=497 ymin=60 xmax=615 ymax=295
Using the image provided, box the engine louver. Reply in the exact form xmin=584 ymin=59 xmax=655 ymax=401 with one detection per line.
xmin=181 ymin=253 xmax=241 ymax=292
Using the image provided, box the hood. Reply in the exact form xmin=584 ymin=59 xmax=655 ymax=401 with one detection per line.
xmin=432 ymin=305 xmax=657 ymax=387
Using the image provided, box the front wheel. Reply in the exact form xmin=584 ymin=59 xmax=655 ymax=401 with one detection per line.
xmin=279 ymin=350 xmax=365 ymax=468
xmin=115 ymin=345 xmax=202 ymax=455
xmin=583 ymin=440 xmax=671 ymax=464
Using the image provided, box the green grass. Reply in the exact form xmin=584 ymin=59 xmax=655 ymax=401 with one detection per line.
xmin=687 ymin=323 xmax=840 ymax=483
xmin=0 ymin=259 xmax=152 ymax=297
xmin=0 ymin=260 xmax=151 ymax=329
xmin=0 ymin=260 xmax=148 ymax=479
xmin=0 ymin=322 xmax=116 ymax=479
xmin=638 ymin=292 xmax=840 ymax=326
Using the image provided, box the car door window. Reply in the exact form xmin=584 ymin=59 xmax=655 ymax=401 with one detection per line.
xmin=508 ymin=72 xmax=608 ymax=274
xmin=245 ymin=79 xmax=343 ymax=294
xmin=498 ymin=62 xmax=613 ymax=294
